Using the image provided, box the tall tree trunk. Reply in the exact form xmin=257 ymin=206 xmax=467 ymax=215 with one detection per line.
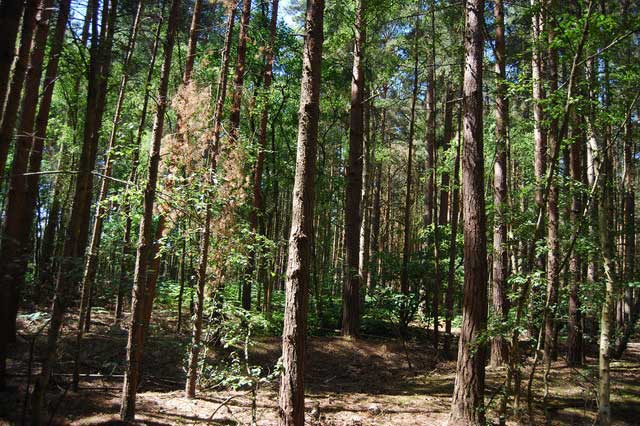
xmin=120 ymin=0 xmax=180 ymax=419
xmin=278 ymin=0 xmax=324 ymax=423
xmin=341 ymin=0 xmax=364 ymax=337
xmin=566 ymin=114 xmax=583 ymax=366
xmin=250 ymin=0 xmax=279 ymax=315
xmin=115 ymin=5 xmax=165 ymax=324
xmin=368 ymin=86 xmax=387 ymax=292
xmin=359 ymin=95 xmax=371 ymax=302
xmin=72 ymin=0 xmax=144 ymax=390
xmin=490 ymin=0 xmax=509 ymax=368
xmin=443 ymin=103 xmax=461 ymax=359
xmin=0 ymin=0 xmax=25 ymax=114
xmin=543 ymin=1 xmax=559 ymax=363
xmin=399 ymin=18 xmax=420 ymax=327
xmin=30 ymin=0 xmax=119 ymax=421
xmin=448 ymin=0 xmax=488 ymax=424
xmin=0 ymin=0 xmax=54 ymax=389
xmin=531 ymin=0 xmax=546 ymax=272
xmin=228 ymin=0 xmax=252 ymax=310
xmin=0 ymin=0 xmax=38 ymax=188
xmin=184 ymin=2 xmax=236 ymax=398
xmin=598 ymin=127 xmax=616 ymax=426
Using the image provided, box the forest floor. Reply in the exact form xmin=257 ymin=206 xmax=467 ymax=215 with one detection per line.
xmin=2 ymin=308 xmax=640 ymax=426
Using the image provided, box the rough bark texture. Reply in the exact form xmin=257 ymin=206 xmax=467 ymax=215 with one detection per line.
xmin=490 ymin=0 xmax=509 ymax=368
xmin=278 ymin=0 xmax=324 ymax=423
xmin=0 ymin=0 xmax=54 ymax=389
xmin=342 ymin=0 xmax=364 ymax=337
xmin=120 ymin=0 xmax=180 ymax=419
xmin=448 ymin=0 xmax=487 ymax=424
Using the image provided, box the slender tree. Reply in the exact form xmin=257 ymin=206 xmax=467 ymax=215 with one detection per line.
xmin=120 ymin=0 xmax=181 ymax=419
xmin=278 ymin=0 xmax=324 ymax=423
xmin=342 ymin=0 xmax=365 ymax=337
xmin=490 ymin=0 xmax=509 ymax=368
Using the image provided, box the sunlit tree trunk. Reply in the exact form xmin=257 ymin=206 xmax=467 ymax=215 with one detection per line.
xmin=120 ymin=0 xmax=180 ymax=419
xmin=278 ymin=0 xmax=324 ymax=423
xmin=448 ymin=0 xmax=487 ymax=423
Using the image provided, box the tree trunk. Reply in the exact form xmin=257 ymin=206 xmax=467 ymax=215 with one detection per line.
xmin=490 ymin=0 xmax=509 ymax=368
xmin=30 ymin=0 xmax=119 ymax=421
xmin=399 ymin=18 xmax=420 ymax=327
xmin=249 ymin=0 xmax=279 ymax=315
xmin=0 ymin=0 xmax=54 ymax=389
xmin=183 ymin=0 xmax=202 ymax=83
xmin=228 ymin=0 xmax=252 ymax=310
xmin=543 ymin=3 xmax=559 ymax=363
xmin=0 ymin=0 xmax=38 ymax=188
xmin=448 ymin=0 xmax=488 ymax=424
xmin=531 ymin=0 xmax=546 ymax=273
xmin=566 ymin=114 xmax=583 ymax=366
xmin=184 ymin=1 xmax=236 ymax=398
xmin=278 ymin=0 xmax=324 ymax=423
xmin=72 ymin=0 xmax=144 ymax=390
xmin=0 ymin=0 xmax=25 ymax=113
xmin=120 ymin=0 xmax=180 ymax=419
xmin=341 ymin=0 xmax=364 ymax=337
xmin=443 ymin=104 xmax=461 ymax=359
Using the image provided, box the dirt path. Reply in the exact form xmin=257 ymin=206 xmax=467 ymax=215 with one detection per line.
xmin=2 ymin=310 xmax=639 ymax=425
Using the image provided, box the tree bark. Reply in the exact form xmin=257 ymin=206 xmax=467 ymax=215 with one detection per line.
xmin=399 ymin=18 xmax=420 ymax=327
xmin=448 ymin=0 xmax=488 ymax=424
xmin=0 ymin=0 xmax=38 ymax=188
xmin=342 ymin=0 xmax=364 ymax=337
xmin=183 ymin=0 xmax=203 ymax=83
xmin=278 ymin=0 xmax=324 ymax=423
xmin=0 ymin=0 xmax=25 ymax=114
xmin=120 ymin=0 xmax=180 ymax=419
xmin=0 ymin=0 xmax=54 ymax=389
xmin=72 ymin=0 xmax=144 ymax=390
xmin=490 ymin=0 xmax=509 ymax=368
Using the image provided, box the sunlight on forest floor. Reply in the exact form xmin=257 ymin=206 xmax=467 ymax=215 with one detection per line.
xmin=2 ymin=309 xmax=639 ymax=426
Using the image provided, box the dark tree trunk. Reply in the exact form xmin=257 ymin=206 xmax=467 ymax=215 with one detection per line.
xmin=342 ymin=0 xmax=364 ymax=337
xmin=448 ymin=0 xmax=488 ymax=424
xmin=119 ymin=0 xmax=180 ymax=419
xmin=0 ymin=0 xmax=25 ymax=113
xmin=30 ymin=0 xmax=119 ymax=421
xmin=0 ymin=0 xmax=38 ymax=188
xmin=0 ymin=0 xmax=55 ymax=389
xmin=278 ymin=0 xmax=324 ymax=423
